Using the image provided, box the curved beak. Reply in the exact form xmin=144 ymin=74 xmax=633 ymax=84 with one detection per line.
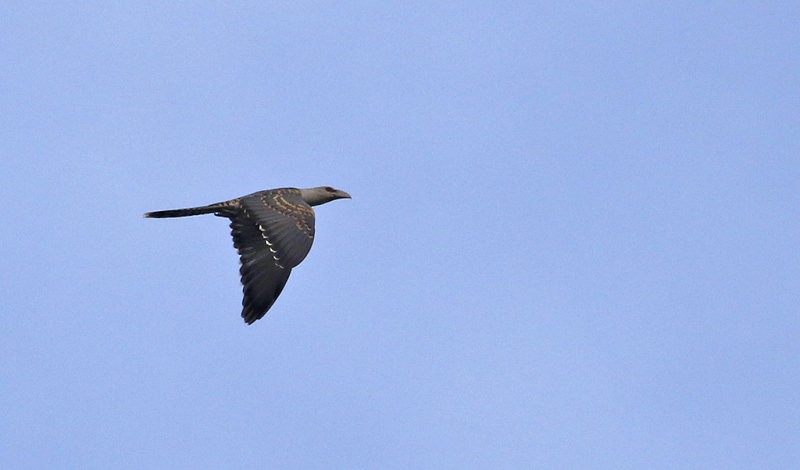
xmin=335 ymin=190 xmax=351 ymax=199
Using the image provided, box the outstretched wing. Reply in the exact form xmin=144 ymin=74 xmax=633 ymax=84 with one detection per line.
xmin=228 ymin=189 xmax=316 ymax=324
xmin=230 ymin=212 xmax=292 ymax=324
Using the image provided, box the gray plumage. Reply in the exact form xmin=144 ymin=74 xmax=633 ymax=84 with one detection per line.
xmin=145 ymin=186 xmax=351 ymax=324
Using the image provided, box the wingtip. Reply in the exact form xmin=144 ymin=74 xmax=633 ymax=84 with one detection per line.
xmin=241 ymin=307 xmax=260 ymax=325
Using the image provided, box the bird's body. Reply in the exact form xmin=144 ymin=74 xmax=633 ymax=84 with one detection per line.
xmin=145 ymin=186 xmax=350 ymax=324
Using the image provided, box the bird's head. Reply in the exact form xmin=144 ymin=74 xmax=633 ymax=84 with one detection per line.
xmin=300 ymin=186 xmax=352 ymax=206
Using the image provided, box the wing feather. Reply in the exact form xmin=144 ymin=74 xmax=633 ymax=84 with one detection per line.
xmin=229 ymin=211 xmax=292 ymax=324
xmin=240 ymin=189 xmax=316 ymax=269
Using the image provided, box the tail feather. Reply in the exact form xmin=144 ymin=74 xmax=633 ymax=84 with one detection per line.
xmin=144 ymin=203 xmax=228 ymax=218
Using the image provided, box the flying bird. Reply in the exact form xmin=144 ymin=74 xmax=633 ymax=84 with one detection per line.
xmin=145 ymin=186 xmax=351 ymax=324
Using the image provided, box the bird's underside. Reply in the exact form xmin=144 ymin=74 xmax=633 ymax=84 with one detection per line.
xmin=145 ymin=186 xmax=350 ymax=324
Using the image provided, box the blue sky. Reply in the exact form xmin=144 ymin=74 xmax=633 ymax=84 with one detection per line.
xmin=2 ymin=2 xmax=798 ymax=468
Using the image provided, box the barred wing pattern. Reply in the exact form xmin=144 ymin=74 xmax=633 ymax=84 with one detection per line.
xmin=240 ymin=190 xmax=315 ymax=269
xmin=231 ymin=189 xmax=316 ymax=323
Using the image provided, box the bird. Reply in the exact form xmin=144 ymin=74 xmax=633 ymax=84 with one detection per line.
xmin=145 ymin=186 xmax=351 ymax=324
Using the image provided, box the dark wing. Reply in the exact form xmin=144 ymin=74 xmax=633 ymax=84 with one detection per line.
xmin=230 ymin=211 xmax=292 ymax=324
xmin=239 ymin=189 xmax=316 ymax=269
xmin=229 ymin=189 xmax=316 ymax=324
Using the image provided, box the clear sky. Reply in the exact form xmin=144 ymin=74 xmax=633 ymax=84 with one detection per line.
xmin=2 ymin=2 xmax=798 ymax=468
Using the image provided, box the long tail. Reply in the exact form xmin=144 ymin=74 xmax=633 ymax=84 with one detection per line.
xmin=144 ymin=202 xmax=230 ymax=218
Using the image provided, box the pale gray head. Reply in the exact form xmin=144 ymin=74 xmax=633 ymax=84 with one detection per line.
xmin=299 ymin=186 xmax=351 ymax=206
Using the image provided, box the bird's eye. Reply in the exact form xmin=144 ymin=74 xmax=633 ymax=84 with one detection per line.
xmin=325 ymin=186 xmax=335 ymax=192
